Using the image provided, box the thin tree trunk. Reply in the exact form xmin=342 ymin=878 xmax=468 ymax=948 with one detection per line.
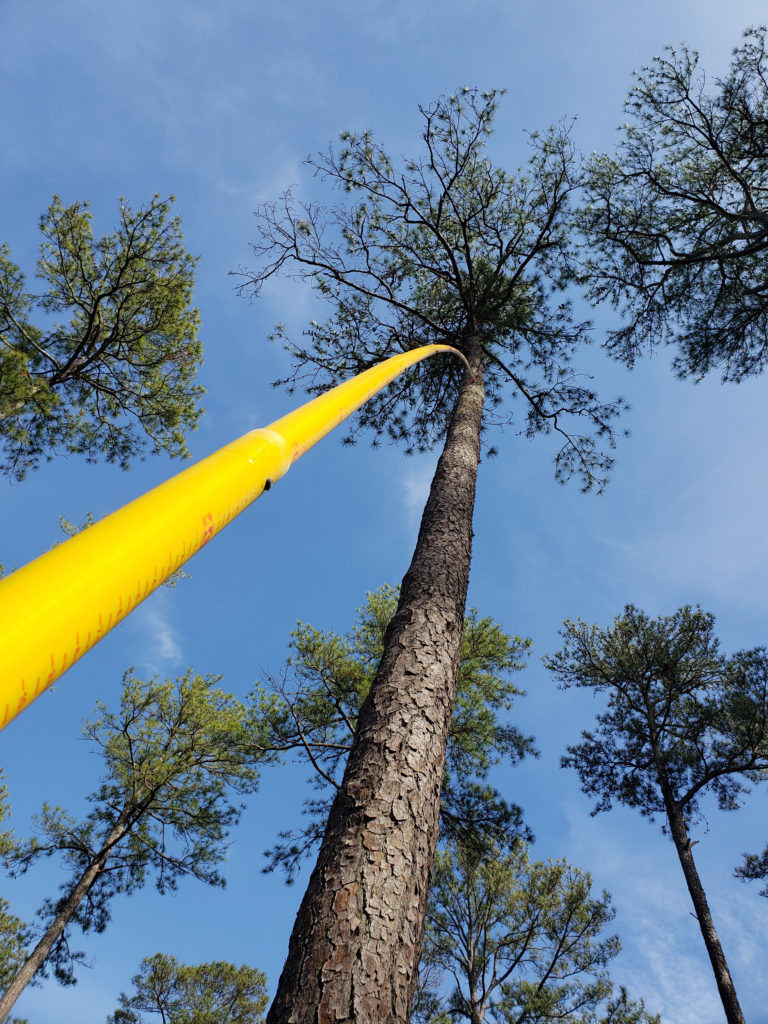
xmin=665 ymin=800 xmax=745 ymax=1024
xmin=267 ymin=339 xmax=485 ymax=1024
xmin=468 ymin=976 xmax=485 ymax=1024
xmin=0 ymin=812 xmax=131 ymax=1020
xmin=645 ymin=707 xmax=746 ymax=1024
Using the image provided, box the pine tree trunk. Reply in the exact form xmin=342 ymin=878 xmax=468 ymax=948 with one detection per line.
xmin=664 ymin=800 xmax=745 ymax=1024
xmin=468 ymin=979 xmax=485 ymax=1024
xmin=646 ymin=712 xmax=746 ymax=1024
xmin=0 ymin=813 xmax=130 ymax=1020
xmin=266 ymin=341 xmax=485 ymax=1024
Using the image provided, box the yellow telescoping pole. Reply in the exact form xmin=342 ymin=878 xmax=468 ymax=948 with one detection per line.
xmin=0 ymin=344 xmax=469 ymax=729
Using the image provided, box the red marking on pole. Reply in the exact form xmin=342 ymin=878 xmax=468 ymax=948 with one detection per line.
xmin=73 ymin=632 xmax=81 ymax=659
xmin=46 ymin=653 xmax=56 ymax=683
xmin=201 ymin=512 xmax=214 ymax=546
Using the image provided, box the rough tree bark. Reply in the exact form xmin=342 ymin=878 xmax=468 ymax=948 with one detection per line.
xmin=266 ymin=337 xmax=484 ymax=1024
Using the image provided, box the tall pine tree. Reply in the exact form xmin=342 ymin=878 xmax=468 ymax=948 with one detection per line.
xmin=546 ymin=605 xmax=768 ymax=1024
xmin=241 ymin=88 xmax=624 ymax=1022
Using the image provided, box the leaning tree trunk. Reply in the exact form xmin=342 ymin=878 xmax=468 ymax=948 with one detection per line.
xmin=0 ymin=811 xmax=132 ymax=1020
xmin=664 ymin=798 xmax=746 ymax=1024
xmin=266 ymin=339 xmax=485 ymax=1024
xmin=648 ymin=722 xmax=745 ymax=1024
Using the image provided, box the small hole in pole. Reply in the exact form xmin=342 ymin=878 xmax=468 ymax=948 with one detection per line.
xmin=264 ymin=478 xmax=273 ymax=491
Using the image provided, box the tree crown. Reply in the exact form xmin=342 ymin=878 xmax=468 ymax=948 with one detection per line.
xmin=581 ymin=26 xmax=768 ymax=381
xmin=108 ymin=953 xmax=268 ymax=1024
xmin=546 ymin=605 xmax=768 ymax=825
xmin=4 ymin=670 xmax=260 ymax=984
xmin=416 ymin=834 xmax=660 ymax=1024
xmin=0 ymin=195 xmax=203 ymax=479
xmin=240 ymin=88 xmax=626 ymax=490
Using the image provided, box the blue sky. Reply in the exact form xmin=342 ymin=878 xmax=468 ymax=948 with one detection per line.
xmin=2 ymin=1 xmax=768 ymax=1021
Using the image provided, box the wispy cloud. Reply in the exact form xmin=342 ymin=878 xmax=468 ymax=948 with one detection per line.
xmin=130 ymin=591 xmax=183 ymax=676
xmin=624 ymin=880 xmax=722 ymax=1024
xmin=401 ymin=456 xmax=437 ymax=529
xmin=596 ymin=417 xmax=768 ymax=612
xmin=559 ymin=799 xmax=768 ymax=1024
xmin=219 ymin=155 xmax=306 ymax=210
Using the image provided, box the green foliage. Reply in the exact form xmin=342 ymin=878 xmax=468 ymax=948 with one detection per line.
xmin=598 ymin=989 xmax=663 ymax=1024
xmin=57 ymin=511 xmax=97 ymax=538
xmin=0 ymin=895 xmax=29 ymax=1021
xmin=735 ymin=846 xmax=768 ymax=896
xmin=4 ymin=670 xmax=260 ymax=987
xmin=108 ymin=953 xmax=268 ymax=1024
xmin=0 ymin=194 xmax=203 ymax=479
xmin=416 ymin=834 xmax=660 ymax=1024
xmin=548 ymin=607 xmax=764 ymax=1024
xmin=0 ymin=779 xmax=31 ymax=1008
xmin=546 ymin=605 xmax=768 ymax=828
xmin=581 ymin=27 xmax=768 ymax=381
xmin=0 ymin=774 xmax=18 ymax=862
xmin=241 ymin=88 xmax=626 ymax=491
xmin=249 ymin=585 xmax=535 ymax=881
